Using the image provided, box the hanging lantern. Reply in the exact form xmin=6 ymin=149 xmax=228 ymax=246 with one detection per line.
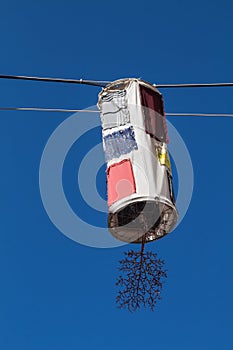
xmin=98 ymin=78 xmax=178 ymax=243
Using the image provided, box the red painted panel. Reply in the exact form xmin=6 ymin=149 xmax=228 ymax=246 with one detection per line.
xmin=140 ymin=85 xmax=169 ymax=143
xmin=107 ymin=159 xmax=136 ymax=206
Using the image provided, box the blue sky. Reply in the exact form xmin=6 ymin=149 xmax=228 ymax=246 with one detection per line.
xmin=0 ymin=0 xmax=233 ymax=349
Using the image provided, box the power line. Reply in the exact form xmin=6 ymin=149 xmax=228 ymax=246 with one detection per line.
xmin=0 ymin=74 xmax=233 ymax=89
xmin=0 ymin=106 xmax=232 ymax=117
xmin=155 ymin=82 xmax=233 ymax=88
xmin=166 ymin=113 xmax=233 ymax=117
xmin=0 ymin=74 xmax=108 ymax=87
xmin=0 ymin=107 xmax=98 ymax=113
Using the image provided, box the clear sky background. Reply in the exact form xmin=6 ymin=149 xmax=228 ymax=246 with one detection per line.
xmin=0 ymin=1 xmax=233 ymax=349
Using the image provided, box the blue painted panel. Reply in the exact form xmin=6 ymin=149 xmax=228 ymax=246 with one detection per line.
xmin=103 ymin=126 xmax=138 ymax=162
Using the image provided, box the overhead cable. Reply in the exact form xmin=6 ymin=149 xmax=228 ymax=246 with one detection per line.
xmin=0 ymin=74 xmax=233 ymax=89
xmin=155 ymin=82 xmax=233 ymax=88
xmin=0 ymin=107 xmax=99 ymax=113
xmin=0 ymin=107 xmax=232 ymax=117
xmin=0 ymin=74 xmax=108 ymax=87
xmin=166 ymin=112 xmax=233 ymax=117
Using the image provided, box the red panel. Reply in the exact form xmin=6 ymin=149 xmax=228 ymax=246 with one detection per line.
xmin=140 ymin=85 xmax=164 ymax=115
xmin=107 ymin=159 xmax=136 ymax=206
xmin=140 ymin=85 xmax=169 ymax=143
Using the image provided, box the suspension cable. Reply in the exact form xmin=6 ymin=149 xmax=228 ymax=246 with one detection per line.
xmin=0 ymin=74 xmax=108 ymax=87
xmin=0 ymin=74 xmax=233 ymax=89
xmin=0 ymin=106 xmax=232 ymax=117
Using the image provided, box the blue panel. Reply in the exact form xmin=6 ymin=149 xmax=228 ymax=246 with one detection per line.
xmin=103 ymin=126 xmax=138 ymax=162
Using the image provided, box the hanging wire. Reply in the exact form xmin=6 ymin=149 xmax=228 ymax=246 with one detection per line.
xmin=155 ymin=82 xmax=233 ymax=88
xmin=0 ymin=74 xmax=233 ymax=89
xmin=166 ymin=113 xmax=233 ymax=117
xmin=0 ymin=106 xmax=232 ymax=117
xmin=0 ymin=107 xmax=99 ymax=113
xmin=0 ymin=74 xmax=108 ymax=87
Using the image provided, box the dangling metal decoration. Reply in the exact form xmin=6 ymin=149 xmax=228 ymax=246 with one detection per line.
xmin=98 ymin=78 xmax=178 ymax=311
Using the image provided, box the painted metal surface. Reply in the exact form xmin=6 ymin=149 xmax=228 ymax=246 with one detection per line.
xmin=98 ymin=78 xmax=178 ymax=243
